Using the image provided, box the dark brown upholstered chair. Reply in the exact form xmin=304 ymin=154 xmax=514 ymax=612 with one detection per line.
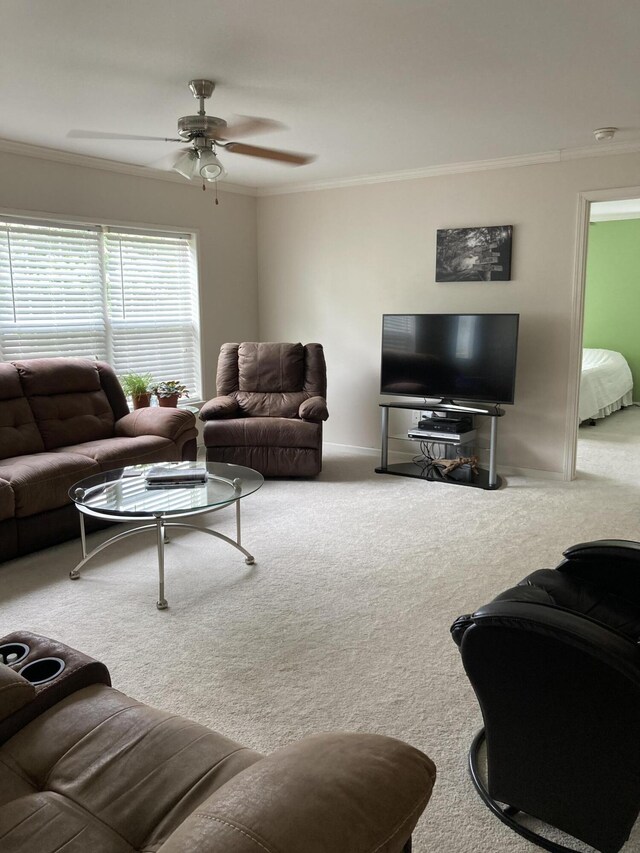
xmin=0 ymin=630 xmax=436 ymax=852
xmin=201 ymin=342 xmax=328 ymax=477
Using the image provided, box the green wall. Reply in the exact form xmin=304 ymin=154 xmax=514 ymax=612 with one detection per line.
xmin=584 ymin=219 xmax=640 ymax=398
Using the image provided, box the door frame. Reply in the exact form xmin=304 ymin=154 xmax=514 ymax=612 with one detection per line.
xmin=564 ymin=183 xmax=640 ymax=480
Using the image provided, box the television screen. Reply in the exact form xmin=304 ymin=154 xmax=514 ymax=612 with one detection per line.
xmin=381 ymin=313 xmax=519 ymax=404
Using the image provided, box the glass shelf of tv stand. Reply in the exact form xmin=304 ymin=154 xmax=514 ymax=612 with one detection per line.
xmin=397 ymin=433 xmax=476 ymax=445
xmin=376 ymin=401 xmax=505 ymax=490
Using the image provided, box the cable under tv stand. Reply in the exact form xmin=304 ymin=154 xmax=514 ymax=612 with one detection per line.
xmin=374 ymin=400 xmax=505 ymax=490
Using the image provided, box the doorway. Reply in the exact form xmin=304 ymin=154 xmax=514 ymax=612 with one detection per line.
xmin=566 ymin=189 xmax=640 ymax=479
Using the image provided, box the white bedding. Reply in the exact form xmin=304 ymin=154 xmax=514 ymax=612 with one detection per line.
xmin=579 ymin=348 xmax=634 ymax=422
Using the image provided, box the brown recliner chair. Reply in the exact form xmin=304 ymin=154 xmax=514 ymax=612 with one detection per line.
xmin=0 ymin=631 xmax=436 ymax=852
xmin=201 ymin=342 xmax=328 ymax=477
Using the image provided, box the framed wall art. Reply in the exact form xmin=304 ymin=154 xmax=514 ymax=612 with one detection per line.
xmin=436 ymin=225 xmax=513 ymax=282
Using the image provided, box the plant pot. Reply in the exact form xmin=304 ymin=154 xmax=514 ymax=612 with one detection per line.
xmin=132 ymin=393 xmax=151 ymax=410
xmin=158 ymin=394 xmax=179 ymax=408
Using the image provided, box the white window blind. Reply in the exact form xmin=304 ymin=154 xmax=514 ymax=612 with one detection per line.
xmin=105 ymin=230 xmax=200 ymax=396
xmin=0 ymin=218 xmax=201 ymax=398
xmin=0 ymin=221 xmax=105 ymax=361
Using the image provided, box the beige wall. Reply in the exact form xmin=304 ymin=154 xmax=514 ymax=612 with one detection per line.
xmin=0 ymin=149 xmax=258 ymax=401
xmin=257 ymin=152 xmax=640 ymax=475
xmin=4 ymin=146 xmax=640 ymax=476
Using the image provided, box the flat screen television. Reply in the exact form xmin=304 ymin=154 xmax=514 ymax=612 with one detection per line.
xmin=380 ymin=313 xmax=519 ymax=404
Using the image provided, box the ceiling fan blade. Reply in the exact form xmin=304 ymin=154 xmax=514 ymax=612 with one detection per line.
xmin=214 ymin=115 xmax=285 ymax=140
xmin=224 ymin=142 xmax=314 ymax=165
xmin=68 ymin=130 xmax=182 ymax=142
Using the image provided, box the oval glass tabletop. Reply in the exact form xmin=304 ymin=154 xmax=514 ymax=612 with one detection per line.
xmin=69 ymin=462 xmax=264 ymax=517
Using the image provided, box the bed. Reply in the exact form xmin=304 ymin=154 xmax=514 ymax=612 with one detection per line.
xmin=579 ymin=348 xmax=634 ymax=423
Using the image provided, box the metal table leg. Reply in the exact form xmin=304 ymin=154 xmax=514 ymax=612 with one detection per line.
xmin=69 ymin=502 xmax=257 ymax=609
xmin=156 ymin=515 xmax=168 ymax=610
xmin=79 ymin=513 xmax=87 ymax=560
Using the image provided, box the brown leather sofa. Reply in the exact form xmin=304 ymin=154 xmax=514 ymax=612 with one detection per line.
xmin=0 ymin=357 xmax=198 ymax=561
xmin=0 ymin=631 xmax=436 ymax=852
xmin=201 ymin=342 xmax=328 ymax=477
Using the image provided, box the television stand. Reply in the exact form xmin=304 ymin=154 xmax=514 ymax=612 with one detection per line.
xmin=375 ymin=400 xmax=505 ymax=490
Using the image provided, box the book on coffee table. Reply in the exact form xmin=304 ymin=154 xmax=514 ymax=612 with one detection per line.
xmin=145 ymin=466 xmax=208 ymax=486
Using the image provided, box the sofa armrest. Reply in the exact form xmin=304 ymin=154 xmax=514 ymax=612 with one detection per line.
xmin=199 ymin=396 xmax=240 ymax=421
xmin=299 ymin=395 xmax=329 ymax=423
xmin=115 ymin=408 xmax=196 ymax=441
xmin=157 ymin=732 xmax=435 ymax=853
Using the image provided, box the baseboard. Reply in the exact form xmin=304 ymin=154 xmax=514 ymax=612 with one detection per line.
xmin=324 ymin=441 xmax=380 ymax=456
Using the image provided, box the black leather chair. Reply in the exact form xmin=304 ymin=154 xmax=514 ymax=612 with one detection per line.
xmin=451 ymin=540 xmax=640 ymax=853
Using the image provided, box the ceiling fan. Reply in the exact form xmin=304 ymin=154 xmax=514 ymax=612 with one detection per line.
xmin=68 ymin=79 xmax=315 ymax=182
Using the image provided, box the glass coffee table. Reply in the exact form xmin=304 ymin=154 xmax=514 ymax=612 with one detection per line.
xmin=69 ymin=462 xmax=264 ymax=610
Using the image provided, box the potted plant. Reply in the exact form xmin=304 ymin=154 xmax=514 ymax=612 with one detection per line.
xmin=154 ymin=380 xmax=189 ymax=408
xmin=120 ymin=372 xmax=154 ymax=410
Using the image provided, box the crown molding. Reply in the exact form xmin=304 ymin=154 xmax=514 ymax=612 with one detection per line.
xmin=1 ymin=135 xmax=639 ymax=200
xmin=257 ymin=140 xmax=640 ymax=197
xmin=558 ymin=140 xmax=640 ymax=162
xmin=0 ymin=137 xmax=256 ymax=196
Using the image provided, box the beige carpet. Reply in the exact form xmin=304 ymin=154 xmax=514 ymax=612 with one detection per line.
xmin=2 ymin=408 xmax=640 ymax=852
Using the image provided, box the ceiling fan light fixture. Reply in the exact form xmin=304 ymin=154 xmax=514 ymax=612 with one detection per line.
xmin=172 ymin=148 xmax=200 ymax=180
xmin=198 ymin=149 xmax=225 ymax=180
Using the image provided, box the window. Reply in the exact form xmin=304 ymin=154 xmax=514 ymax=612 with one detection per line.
xmin=0 ymin=217 xmax=201 ymax=398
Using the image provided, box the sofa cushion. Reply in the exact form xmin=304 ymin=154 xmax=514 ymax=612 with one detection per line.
xmin=14 ymin=358 xmax=115 ymax=450
xmin=238 ymin=342 xmax=304 ymax=393
xmin=0 ymin=791 xmax=135 ymax=853
xmin=55 ymin=436 xmax=176 ymax=470
xmin=1 ymin=684 xmax=263 ymax=852
xmin=15 ymin=357 xmax=102 ymax=397
xmin=236 ymin=390 xmax=308 ymax=418
xmin=0 ymin=479 xmax=15 ymax=522
xmin=0 ymin=362 xmax=24 ymax=401
xmin=0 ymin=453 xmax=99 ymax=517
xmin=204 ymin=417 xmax=321 ymax=449
xmin=0 ymin=399 xmax=46 ymax=460
xmin=0 ymin=363 xmax=45 ymax=460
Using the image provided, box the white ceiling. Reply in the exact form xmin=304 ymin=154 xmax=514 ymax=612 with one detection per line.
xmin=1 ymin=0 xmax=640 ymax=189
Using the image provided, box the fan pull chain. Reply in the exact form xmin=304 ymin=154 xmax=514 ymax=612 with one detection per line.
xmin=199 ymin=179 xmax=220 ymax=204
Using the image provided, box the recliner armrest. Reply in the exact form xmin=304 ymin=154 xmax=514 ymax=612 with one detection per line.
xmin=199 ymin=396 xmax=240 ymax=421
xmin=156 ymin=732 xmax=435 ymax=853
xmin=557 ymin=539 xmax=640 ymax=606
xmin=115 ymin=408 xmax=196 ymax=441
xmin=464 ymin=600 xmax=640 ymax=676
xmin=299 ymin=395 xmax=329 ymax=423
xmin=562 ymin=540 xmax=640 ymax=565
